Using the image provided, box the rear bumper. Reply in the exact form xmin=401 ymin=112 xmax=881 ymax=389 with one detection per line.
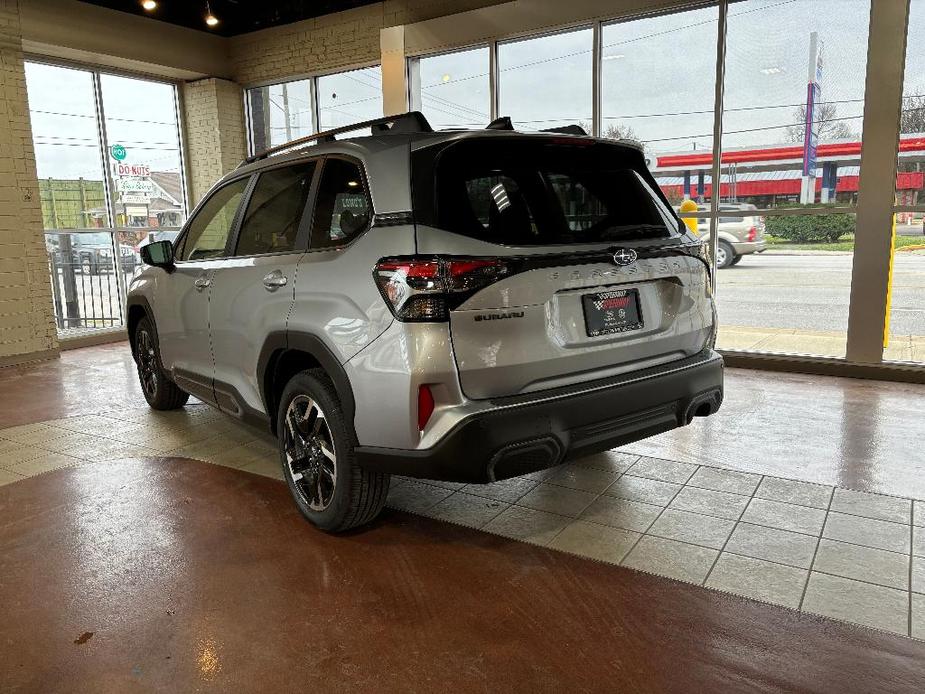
xmin=732 ymin=240 xmax=766 ymax=255
xmin=356 ymin=349 xmax=724 ymax=483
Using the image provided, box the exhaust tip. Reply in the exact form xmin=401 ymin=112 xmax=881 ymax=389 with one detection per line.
xmin=683 ymin=390 xmax=723 ymax=425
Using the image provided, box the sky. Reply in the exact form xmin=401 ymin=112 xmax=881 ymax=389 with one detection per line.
xmin=417 ymin=0 xmax=883 ymax=154
xmin=24 ymin=0 xmax=925 ymax=181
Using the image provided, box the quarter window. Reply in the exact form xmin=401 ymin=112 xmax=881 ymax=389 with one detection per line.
xmin=311 ymin=159 xmax=371 ymax=248
xmin=181 ymin=178 xmax=248 ymax=261
xmin=234 ymin=163 xmax=316 ymax=256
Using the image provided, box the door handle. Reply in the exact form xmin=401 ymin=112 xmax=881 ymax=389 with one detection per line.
xmin=262 ymin=270 xmax=288 ymax=291
xmin=194 ymin=275 xmax=211 ymax=291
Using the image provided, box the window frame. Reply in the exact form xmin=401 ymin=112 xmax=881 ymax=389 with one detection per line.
xmin=226 ymin=158 xmax=322 ymax=259
xmin=307 ymin=154 xmax=375 ymax=252
xmin=24 ymin=54 xmax=191 ymax=231
xmin=244 ymin=63 xmax=383 ymax=156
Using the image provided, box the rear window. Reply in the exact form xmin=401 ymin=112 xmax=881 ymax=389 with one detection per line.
xmin=414 ymin=139 xmax=679 ymax=245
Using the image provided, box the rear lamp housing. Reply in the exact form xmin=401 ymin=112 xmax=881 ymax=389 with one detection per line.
xmin=373 ymin=256 xmax=510 ymax=322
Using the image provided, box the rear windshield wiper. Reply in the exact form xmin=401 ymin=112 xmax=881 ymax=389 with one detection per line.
xmin=598 ymin=224 xmax=671 ymax=241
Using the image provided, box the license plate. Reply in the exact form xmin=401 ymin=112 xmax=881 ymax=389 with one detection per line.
xmin=582 ymin=289 xmax=643 ymax=337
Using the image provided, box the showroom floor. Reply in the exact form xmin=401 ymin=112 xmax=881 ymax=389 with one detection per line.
xmin=2 ymin=343 xmax=925 ymax=691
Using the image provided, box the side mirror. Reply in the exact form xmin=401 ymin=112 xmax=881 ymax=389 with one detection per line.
xmin=140 ymin=240 xmax=174 ymax=269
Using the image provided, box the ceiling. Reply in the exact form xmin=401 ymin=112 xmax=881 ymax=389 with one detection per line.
xmin=77 ymin=0 xmax=383 ymax=37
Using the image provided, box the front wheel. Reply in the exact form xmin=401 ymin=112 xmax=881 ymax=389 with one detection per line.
xmin=716 ymin=240 xmax=736 ymax=269
xmin=134 ymin=316 xmax=190 ymax=410
xmin=278 ymin=370 xmax=389 ymax=532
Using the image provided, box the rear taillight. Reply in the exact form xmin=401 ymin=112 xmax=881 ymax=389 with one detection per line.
xmin=746 ymin=226 xmax=757 ymax=242
xmin=373 ymin=256 xmax=510 ymax=322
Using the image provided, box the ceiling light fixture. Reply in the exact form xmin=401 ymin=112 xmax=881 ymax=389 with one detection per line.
xmin=760 ymin=66 xmax=782 ymax=75
xmin=205 ymin=1 xmax=219 ymax=27
xmin=141 ymin=0 xmax=157 ymax=9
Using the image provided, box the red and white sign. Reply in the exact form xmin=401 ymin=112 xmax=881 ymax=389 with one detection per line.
xmin=113 ymin=162 xmax=151 ymax=177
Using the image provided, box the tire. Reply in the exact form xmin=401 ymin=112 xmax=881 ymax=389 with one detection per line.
xmin=729 ymin=253 xmax=743 ymax=266
xmin=134 ymin=316 xmax=190 ymax=410
xmin=277 ymin=369 xmax=390 ymax=532
xmin=716 ymin=240 xmax=736 ymax=269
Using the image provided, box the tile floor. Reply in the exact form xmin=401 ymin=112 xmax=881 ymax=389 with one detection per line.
xmin=1 ymin=403 xmax=923 ymax=639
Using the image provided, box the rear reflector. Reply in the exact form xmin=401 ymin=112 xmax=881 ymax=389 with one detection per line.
xmin=418 ymin=385 xmax=435 ymax=432
xmin=747 ymin=226 xmax=757 ymax=242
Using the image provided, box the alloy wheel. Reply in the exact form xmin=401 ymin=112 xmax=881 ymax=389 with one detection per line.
xmin=137 ymin=329 xmax=158 ymax=398
xmin=283 ymin=395 xmax=337 ymax=511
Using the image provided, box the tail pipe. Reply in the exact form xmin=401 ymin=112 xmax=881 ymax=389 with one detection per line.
xmin=682 ymin=389 xmax=724 ymax=425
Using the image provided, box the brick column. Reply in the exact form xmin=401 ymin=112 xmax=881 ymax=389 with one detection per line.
xmin=0 ymin=0 xmax=58 ymax=364
xmin=182 ymin=78 xmax=247 ymax=206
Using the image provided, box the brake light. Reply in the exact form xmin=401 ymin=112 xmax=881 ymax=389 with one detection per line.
xmin=418 ymin=385 xmax=435 ymax=432
xmin=373 ymin=256 xmax=510 ymax=322
xmin=747 ymin=226 xmax=757 ymax=242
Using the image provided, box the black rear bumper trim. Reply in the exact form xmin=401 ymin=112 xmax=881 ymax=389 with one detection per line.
xmin=356 ymin=349 xmax=724 ymax=483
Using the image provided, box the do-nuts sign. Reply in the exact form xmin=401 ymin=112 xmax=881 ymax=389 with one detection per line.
xmin=113 ymin=162 xmax=151 ymax=177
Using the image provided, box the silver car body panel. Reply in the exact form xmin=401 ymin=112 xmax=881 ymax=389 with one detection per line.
xmin=289 ymin=225 xmax=414 ymax=364
xmin=209 ymin=252 xmax=303 ymax=415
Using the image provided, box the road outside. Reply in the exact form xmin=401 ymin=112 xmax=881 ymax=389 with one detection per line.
xmin=897 ymin=223 xmax=925 ymax=238
xmin=716 ymin=251 xmax=925 ymax=360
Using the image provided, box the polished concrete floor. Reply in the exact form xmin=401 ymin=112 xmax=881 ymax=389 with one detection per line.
xmin=2 ymin=343 xmax=925 ymax=691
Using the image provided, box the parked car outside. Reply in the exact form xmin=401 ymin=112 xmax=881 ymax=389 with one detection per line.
xmin=52 ymin=232 xmax=136 ymax=274
xmin=127 ymin=113 xmax=723 ymax=532
xmin=682 ymin=203 xmax=767 ymax=268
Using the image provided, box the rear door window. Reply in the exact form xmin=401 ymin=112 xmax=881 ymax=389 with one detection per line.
xmin=234 ymin=162 xmax=316 ymax=256
xmin=310 ymin=158 xmax=371 ymax=249
xmin=417 ymin=139 xmax=679 ymax=246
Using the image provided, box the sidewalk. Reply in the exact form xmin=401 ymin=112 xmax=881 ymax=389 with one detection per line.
xmin=718 ymin=325 xmax=925 ymax=362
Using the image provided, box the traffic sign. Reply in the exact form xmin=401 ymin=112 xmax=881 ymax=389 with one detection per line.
xmin=110 ymin=144 xmax=127 ymax=161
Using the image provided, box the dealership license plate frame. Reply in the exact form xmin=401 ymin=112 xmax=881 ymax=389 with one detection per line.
xmin=582 ymin=288 xmax=644 ymax=337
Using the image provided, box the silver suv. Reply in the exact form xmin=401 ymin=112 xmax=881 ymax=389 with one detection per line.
xmin=689 ymin=203 xmax=767 ymax=268
xmin=128 ymin=113 xmax=723 ymax=532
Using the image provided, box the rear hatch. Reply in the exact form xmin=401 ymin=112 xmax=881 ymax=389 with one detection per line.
xmin=411 ymin=135 xmax=714 ymax=400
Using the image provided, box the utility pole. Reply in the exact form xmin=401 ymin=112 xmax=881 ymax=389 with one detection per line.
xmin=800 ymin=32 xmax=824 ymax=204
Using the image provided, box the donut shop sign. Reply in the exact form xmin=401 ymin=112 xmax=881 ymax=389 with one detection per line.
xmin=112 ymin=162 xmax=151 ymax=177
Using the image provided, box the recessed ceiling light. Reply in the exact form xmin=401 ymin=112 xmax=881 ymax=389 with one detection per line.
xmin=602 ymin=54 xmax=625 ymax=61
xmin=205 ymin=2 xmax=219 ymax=27
xmin=141 ymin=0 xmax=157 ymax=9
xmin=760 ymin=66 xmax=783 ymax=75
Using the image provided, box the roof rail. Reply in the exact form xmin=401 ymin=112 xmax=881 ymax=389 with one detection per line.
xmin=242 ymin=111 xmax=433 ymax=166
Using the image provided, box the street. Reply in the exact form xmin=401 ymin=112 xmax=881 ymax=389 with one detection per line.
xmin=716 ymin=252 xmax=925 ymax=336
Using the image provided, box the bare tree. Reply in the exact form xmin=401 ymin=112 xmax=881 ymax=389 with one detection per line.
xmin=578 ymin=121 xmax=641 ymax=145
xmin=786 ymin=102 xmax=857 ymax=143
xmin=603 ymin=123 xmax=640 ymax=141
xmin=900 ymin=90 xmax=925 ymax=134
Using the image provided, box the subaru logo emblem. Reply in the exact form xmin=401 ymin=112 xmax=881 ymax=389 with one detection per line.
xmin=612 ymin=248 xmax=637 ymax=266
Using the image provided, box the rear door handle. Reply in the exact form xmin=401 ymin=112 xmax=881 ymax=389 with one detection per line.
xmin=194 ymin=275 xmax=211 ymax=291
xmin=262 ymin=270 xmax=288 ymax=291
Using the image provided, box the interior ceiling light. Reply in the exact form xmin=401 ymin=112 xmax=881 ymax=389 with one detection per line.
xmin=205 ymin=1 xmax=219 ymax=27
xmin=141 ymin=0 xmax=157 ymax=9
